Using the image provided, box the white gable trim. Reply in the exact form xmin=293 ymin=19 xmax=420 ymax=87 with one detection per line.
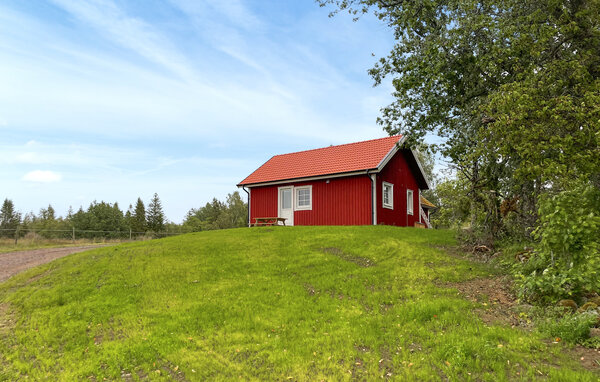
xmin=411 ymin=149 xmax=431 ymax=189
xmin=375 ymin=135 xmax=406 ymax=172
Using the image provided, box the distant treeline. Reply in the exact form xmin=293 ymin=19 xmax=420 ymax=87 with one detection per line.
xmin=0 ymin=191 xmax=248 ymax=239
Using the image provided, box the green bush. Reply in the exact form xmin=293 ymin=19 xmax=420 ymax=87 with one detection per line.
xmin=537 ymin=309 xmax=597 ymax=345
xmin=514 ymin=183 xmax=600 ymax=303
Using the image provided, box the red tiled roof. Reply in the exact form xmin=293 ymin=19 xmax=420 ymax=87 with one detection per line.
xmin=238 ymin=135 xmax=403 ymax=186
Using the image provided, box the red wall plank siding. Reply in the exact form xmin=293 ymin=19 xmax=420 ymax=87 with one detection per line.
xmin=376 ymin=151 xmax=421 ymax=227
xmin=294 ymin=176 xmax=371 ymax=226
xmin=249 ymin=186 xmax=278 ymax=222
xmin=249 ymin=175 xmax=372 ymax=226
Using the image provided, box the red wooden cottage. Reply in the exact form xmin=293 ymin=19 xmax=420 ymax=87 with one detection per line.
xmin=237 ymin=135 xmax=433 ymax=228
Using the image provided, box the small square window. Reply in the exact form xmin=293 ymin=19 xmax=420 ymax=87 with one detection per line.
xmin=295 ymin=186 xmax=312 ymax=210
xmin=382 ymin=182 xmax=393 ymax=209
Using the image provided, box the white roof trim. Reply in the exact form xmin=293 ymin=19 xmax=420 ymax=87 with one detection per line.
xmin=375 ymin=135 xmax=406 ymax=172
xmin=411 ymin=148 xmax=431 ymax=189
xmin=238 ymin=170 xmax=369 ymax=188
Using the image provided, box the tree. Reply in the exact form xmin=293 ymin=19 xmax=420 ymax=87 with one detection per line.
xmin=319 ymin=0 xmax=600 ymax=243
xmin=0 ymin=199 xmax=21 ymax=238
xmin=183 ymin=191 xmax=248 ymax=232
xmin=39 ymin=204 xmax=56 ymax=221
xmin=225 ymin=191 xmax=248 ymax=228
xmin=146 ymin=193 xmax=165 ymax=233
xmin=132 ymin=197 xmax=147 ymax=233
xmin=124 ymin=204 xmax=133 ymax=230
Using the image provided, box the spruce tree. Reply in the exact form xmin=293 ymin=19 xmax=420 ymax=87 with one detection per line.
xmin=146 ymin=193 xmax=165 ymax=233
xmin=132 ymin=197 xmax=147 ymax=233
xmin=0 ymin=199 xmax=20 ymax=237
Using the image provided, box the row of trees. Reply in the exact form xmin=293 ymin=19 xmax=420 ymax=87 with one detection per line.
xmin=0 ymin=193 xmax=166 ymax=239
xmin=0 ymin=192 xmax=248 ymax=239
xmin=322 ymin=0 xmax=599 ymax=302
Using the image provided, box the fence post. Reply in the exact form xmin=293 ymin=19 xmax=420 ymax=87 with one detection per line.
xmin=72 ymin=227 xmax=75 ymax=243
xmin=14 ymin=227 xmax=19 ymax=245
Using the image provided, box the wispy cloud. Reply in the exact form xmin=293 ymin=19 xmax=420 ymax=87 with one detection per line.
xmin=22 ymin=170 xmax=62 ymax=183
xmin=49 ymin=0 xmax=197 ymax=82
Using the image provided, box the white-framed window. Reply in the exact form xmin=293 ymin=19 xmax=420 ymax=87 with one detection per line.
xmin=407 ymin=189 xmax=414 ymax=215
xmin=382 ymin=182 xmax=393 ymax=209
xmin=295 ymin=186 xmax=312 ymax=210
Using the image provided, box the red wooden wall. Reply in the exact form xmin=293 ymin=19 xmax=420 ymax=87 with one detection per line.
xmin=376 ymin=150 xmax=421 ymax=227
xmin=249 ymin=175 xmax=372 ymax=226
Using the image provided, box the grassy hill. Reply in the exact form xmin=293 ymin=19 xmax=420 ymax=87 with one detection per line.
xmin=0 ymin=226 xmax=596 ymax=381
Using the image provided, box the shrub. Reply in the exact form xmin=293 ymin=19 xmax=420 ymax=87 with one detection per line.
xmin=537 ymin=309 xmax=597 ymax=345
xmin=514 ymin=183 xmax=600 ymax=303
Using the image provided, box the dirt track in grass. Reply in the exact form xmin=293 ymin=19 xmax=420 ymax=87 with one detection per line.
xmin=0 ymin=245 xmax=108 ymax=283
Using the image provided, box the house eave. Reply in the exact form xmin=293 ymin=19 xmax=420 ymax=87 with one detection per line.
xmin=237 ymin=169 xmax=375 ymax=188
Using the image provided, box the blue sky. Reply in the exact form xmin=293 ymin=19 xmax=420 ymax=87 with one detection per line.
xmin=0 ymin=0 xmax=396 ymax=222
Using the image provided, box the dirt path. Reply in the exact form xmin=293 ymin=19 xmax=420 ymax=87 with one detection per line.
xmin=0 ymin=245 xmax=109 ymax=283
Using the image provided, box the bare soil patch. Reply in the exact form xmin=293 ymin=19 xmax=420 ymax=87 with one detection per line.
xmin=569 ymin=346 xmax=600 ymax=370
xmin=446 ymin=275 xmax=520 ymax=327
xmin=0 ymin=245 xmax=109 ymax=283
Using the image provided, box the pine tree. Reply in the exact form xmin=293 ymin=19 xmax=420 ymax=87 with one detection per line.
xmin=146 ymin=193 xmax=165 ymax=233
xmin=132 ymin=197 xmax=147 ymax=233
xmin=124 ymin=204 xmax=133 ymax=230
xmin=0 ymin=199 xmax=20 ymax=237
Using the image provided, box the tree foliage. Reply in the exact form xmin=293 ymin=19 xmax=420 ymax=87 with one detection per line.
xmin=146 ymin=193 xmax=165 ymax=233
xmin=132 ymin=197 xmax=147 ymax=233
xmin=0 ymin=199 xmax=21 ymax=238
xmin=515 ymin=183 xmax=600 ymax=302
xmin=319 ymin=0 xmax=600 ymax=242
xmin=183 ymin=191 xmax=248 ymax=232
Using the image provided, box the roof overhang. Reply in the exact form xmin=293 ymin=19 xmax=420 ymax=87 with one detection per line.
xmin=237 ymin=169 xmax=372 ymax=188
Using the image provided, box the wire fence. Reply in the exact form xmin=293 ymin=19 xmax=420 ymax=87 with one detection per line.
xmin=0 ymin=228 xmax=186 ymax=244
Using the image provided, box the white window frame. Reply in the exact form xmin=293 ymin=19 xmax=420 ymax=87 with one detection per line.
xmin=295 ymin=185 xmax=312 ymax=210
xmin=382 ymin=182 xmax=394 ymax=209
xmin=407 ymin=189 xmax=414 ymax=215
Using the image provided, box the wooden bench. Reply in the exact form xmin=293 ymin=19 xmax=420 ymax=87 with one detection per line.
xmin=253 ymin=217 xmax=287 ymax=227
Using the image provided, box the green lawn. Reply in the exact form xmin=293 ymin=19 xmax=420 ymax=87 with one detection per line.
xmin=0 ymin=226 xmax=595 ymax=381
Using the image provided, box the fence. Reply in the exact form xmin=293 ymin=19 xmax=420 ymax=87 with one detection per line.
xmin=0 ymin=228 xmax=186 ymax=244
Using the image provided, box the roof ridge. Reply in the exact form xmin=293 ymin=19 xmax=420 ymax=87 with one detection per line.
xmin=270 ymin=135 xmax=402 ymax=158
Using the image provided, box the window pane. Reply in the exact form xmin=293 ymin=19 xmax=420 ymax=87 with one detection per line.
xmin=383 ymin=184 xmax=392 ymax=207
xmin=407 ymin=190 xmax=413 ymax=214
xmin=281 ymin=189 xmax=292 ymax=209
xmin=297 ymin=188 xmax=310 ymax=206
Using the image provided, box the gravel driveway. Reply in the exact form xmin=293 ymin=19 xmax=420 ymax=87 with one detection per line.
xmin=0 ymin=245 xmax=108 ymax=283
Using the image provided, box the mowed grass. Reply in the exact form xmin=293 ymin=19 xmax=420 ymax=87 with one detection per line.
xmin=0 ymin=226 xmax=595 ymax=381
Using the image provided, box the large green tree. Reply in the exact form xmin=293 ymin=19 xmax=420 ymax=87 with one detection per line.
xmin=0 ymin=199 xmax=21 ymax=238
xmin=319 ymin=0 xmax=600 ymax=242
xmin=132 ymin=197 xmax=147 ymax=233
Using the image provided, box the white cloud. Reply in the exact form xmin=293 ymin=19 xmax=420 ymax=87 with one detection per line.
xmin=22 ymin=170 xmax=62 ymax=183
